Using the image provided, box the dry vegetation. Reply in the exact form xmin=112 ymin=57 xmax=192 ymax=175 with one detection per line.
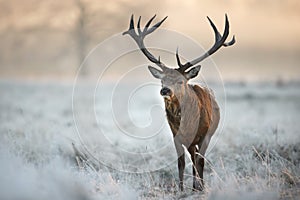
xmin=0 ymin=80 xmax=299 ymax=199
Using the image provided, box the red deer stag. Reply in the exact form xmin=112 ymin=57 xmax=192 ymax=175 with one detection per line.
xmin=123 ymin=14 xmax=235 ymax=191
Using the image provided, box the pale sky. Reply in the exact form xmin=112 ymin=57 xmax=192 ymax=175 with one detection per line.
xmin=0 ymin=0 xmax=299 ymax=81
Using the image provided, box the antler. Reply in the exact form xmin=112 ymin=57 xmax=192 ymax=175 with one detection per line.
xmin=177 ymin=14 xmax=235 ymax=73
xmin=123 ymin=15 xmax=168 ymax=71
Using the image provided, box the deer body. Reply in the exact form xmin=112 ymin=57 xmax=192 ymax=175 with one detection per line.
xmin=165 ymin=85 xmax=219 ymax=146
xmin=123 ymin=14 xmax=234 ymax=191
xmin=165 ymin=84 xmax=220 ymax=190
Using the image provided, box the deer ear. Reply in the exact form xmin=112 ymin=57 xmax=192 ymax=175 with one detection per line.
xmin=148 ymin=66 xmax=165 ymax=79
xmin=185 ymin=65 xmax=201 ymax=80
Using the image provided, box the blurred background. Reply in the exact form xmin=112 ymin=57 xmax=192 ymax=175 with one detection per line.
xmin=1 ymin=1 xmax=300 ymax=199
xmin=0 ymin=0 xmax=299 ymax=82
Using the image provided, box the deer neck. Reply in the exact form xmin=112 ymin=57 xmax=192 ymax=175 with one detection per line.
xmin=164 ymin=84 xmax=198 ymax=117
xmin=164 ymin=95 xmax=180 ymax=118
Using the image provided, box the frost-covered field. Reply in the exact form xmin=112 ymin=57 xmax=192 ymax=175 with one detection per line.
xmin=0 ymin=79 xmax=299 ymax=200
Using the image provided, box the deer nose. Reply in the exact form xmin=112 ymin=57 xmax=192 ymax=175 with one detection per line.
xmin=160 ymin=87 xmax=171 ymax=96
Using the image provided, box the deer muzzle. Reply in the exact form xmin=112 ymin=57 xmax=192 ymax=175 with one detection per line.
xmin=160 ymin=87 xmax=172 ymax=97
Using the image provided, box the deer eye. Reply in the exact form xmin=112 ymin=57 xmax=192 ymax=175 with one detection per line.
xmin=177 ymin=81 xmax=184 ymax=84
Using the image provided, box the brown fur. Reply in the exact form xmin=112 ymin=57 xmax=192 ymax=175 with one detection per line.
xmin=164 ymin=84 xmax=220 ymax=191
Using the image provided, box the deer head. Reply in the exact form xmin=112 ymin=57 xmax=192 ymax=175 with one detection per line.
xmin=123 ymin=14 xmax=235 ymax=101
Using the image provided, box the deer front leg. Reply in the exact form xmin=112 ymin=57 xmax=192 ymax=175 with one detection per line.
xmin=195 ymin=154 xmax=205 ymax=191
xmin=174 ymin=139 xmax=185 ymax=191
xmin=188 ymin=146 xmax=201 ymax=190
xmin=195 ymin=135 xmax=212 ymax=191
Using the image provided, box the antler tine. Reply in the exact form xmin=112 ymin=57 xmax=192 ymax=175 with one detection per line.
xmin=176 ymin=47 xmax=184 ymax=68
xmin=207 ymin=16 xmax=222 ymax=43
xmin=224 ymin=35 xmax=235 ymax=47
xmin=178 ymin=14 xmax=235 ymax=72
xmin=123 ymin=15 xmax=168 ymax=71
xmin=143 ymin=15 xmax=157 ymax=33
xmin=147 ymin=16 xmax=168 ymax=35
xmin=125 ymin=14 xmax=135 ymax=35
xmin=137 ymin=16 xmax=142 ymax=35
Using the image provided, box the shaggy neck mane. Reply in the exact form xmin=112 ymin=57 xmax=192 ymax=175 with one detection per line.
xmin=164 ymin=84 xmax=200 ymax=118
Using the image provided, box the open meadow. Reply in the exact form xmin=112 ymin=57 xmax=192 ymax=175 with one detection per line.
xmin=0 ymin=79 xmax=299 ymax=199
